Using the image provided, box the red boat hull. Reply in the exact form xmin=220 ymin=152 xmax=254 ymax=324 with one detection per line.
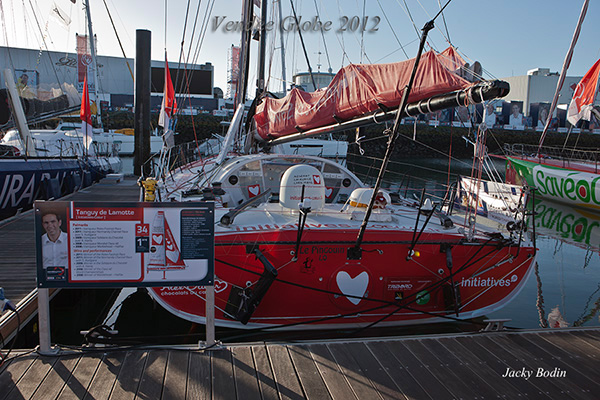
xmin=149 ymin=229 xmax=535 ymax=329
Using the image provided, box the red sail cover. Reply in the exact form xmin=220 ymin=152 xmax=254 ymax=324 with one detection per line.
xmin=254 ymin=50 xmax=471 ymax=140
xmin=438 ymin=46 xmax=467 ymax=74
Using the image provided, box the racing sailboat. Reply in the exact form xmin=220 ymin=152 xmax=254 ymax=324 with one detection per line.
xmin=145 ymin=0 xmax=536 ymax=330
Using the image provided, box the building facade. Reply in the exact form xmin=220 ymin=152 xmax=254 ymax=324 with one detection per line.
xmin=0 ymin=46 xmax=218 ymax=113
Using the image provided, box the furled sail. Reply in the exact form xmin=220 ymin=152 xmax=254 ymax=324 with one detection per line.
xmin=253 ymin=50 xmax=471 ymax=141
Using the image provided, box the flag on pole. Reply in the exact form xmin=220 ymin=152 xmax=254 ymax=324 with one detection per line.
xmin=158 ymin=58 xmax=177 ymax=149
xmin=50 ymin=2 xmax=71 ymax=29
xmin=80 ymin=75 xmax=94 ymax=156
xmin=567 ymin=58 xmax=600 ymax=126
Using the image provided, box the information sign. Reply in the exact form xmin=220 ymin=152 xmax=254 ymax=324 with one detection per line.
xmin=35 ymin=201 xmax=214 ymax=288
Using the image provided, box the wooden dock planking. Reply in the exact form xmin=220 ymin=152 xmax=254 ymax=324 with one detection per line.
xmin=475 ymin=335 xmax=572 ymax=399
xmin=435 ymin=337 xmax=525 ymax=399
xmin=504 ymin=333 xmax=598 ymax=399
xmin=483 ymin=334 xmax=580 ymax=399
xmin=110 ymin=350 xmax=148 ymax=400
xmin=401 ymin=339 xmax=482 ymax=399
xmin=2 ymin=326 xmax=600 ymax=399
xmin=366 ymin=341 xmax=431 ymax=400
xmin=56 ymin=354 xmax=102 ymax=400
xmin=29 ymin=355 xmax=80 ymax=400
xmin=211 ymin=348 xmax=236 ymax=400
xmin=306 ymin=344 xmax=355 ymax=400
xmin=251 ymin=345 xmax=278 ymax=400
xmin=231 ymin=346 xmax=262 ymax=400
xmin=84 ymin=351 xmax=126 ymax=400
xmin=342 ymin=341 xmax=405 ymax=400
xmin=266 ymin=345 xmax=303 ymax=400
xmin=450 ymin=335 xmax=548 ymax=398
xmin=186 ymin=351 xmax=211 ymax=400
xmin=0 ymin=354 xmax=37 ymax=400
xmin=383 ymin=340 xmax=455 ymax=399
xmin=531 ymin=332 xmax=600 ymax=382
xmin=5 ymin=356 xmax=58 ymax=400
xmin=162 ymin=351 xmax=190 ymax=400
xmin=420 ymin=338 xmax=500 ymax=399
xmin=136 ymin=350 xmax=169 ymax=400
xmin=287 ymin=345 xmax=330 ymax=399
xmin=325 ymin=342 xmax=384 ymax=400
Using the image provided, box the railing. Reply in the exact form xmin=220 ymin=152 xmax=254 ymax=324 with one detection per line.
xmin=29 ymin=137 xmax=120 ymax=158
xmin=504 ymin=143 xmax=600 ymax=166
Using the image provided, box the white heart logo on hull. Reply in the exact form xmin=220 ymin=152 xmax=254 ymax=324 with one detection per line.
xmin=336 ymin=271 xmax=368 ymax=305
xmin=325 ymin=187 xmax=333 ymax=198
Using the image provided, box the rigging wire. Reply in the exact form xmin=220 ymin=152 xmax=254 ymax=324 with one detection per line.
xmin=313 ymin=0 xmax=332 ymax=72
xmin=289 ymin=0 xmax=317 ymax=90
xmin=175 ymin=0 xmax=203 ymax=97
xmin=437 ymin=0 xmax=451 ymax=44
xmin=189 ymin=0 xmax=215 ymax=68
xmin=334 ymin=0 xmax=349 ymax=65
xmin=396 ymin=0 xmax=420 ymax=39
xmin=360 ymin=0 xmax=366 ymax=64
xmin=101 ymin=0 xmax=133 ymax=81
xmin=26 ymin=0 xmax=64 ymax=96
xmin=375 ymin=0 xmax=409 ymax=59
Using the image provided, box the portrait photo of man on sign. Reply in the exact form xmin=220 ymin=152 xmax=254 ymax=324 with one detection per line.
xmin=36 ymin=203 xmax=69 ymax=283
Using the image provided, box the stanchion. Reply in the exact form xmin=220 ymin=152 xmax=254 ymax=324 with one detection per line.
xmin=199 ymin=285 xmax=219 ymax=350
xmin=37 ymin=288 xmax=58 ymax=355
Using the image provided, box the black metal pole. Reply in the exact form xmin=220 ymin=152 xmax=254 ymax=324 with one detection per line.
xmin=350 ymin=19 xmax=435 ymax=259
xmin=134 ymin=29 xmax=151 ymax=177
xmin=290 ymin=0 xmax=317 ymax=91
xmin=257 ymin=0 xmax=268 ymax=94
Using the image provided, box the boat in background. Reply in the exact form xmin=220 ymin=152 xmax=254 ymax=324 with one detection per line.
xmin=453 ymin=175 xmax=527 ymax=226
xmin=0 ymin=68 xmax=121 ymax=221
xmin=505 ymin=143 xmax=600 ymax=210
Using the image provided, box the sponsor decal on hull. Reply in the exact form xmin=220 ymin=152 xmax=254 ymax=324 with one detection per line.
xmin=531 ymin=165 xmax=600 ymax=208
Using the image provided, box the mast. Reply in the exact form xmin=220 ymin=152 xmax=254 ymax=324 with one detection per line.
xmin=538 ymin=0 xmax=589 ymax=152
xmin=257 ymin=0 xmax=268 ymax=95
xmin=277 ymin=0 xmax=287 ymax=93
xmin=84 ymin=0 xmax=102 ymax=129
xmin=3 ymin=69 xmax=36 ymax=156
xmin=234 ymin=0 xmax=254 ymax=109
xmin=349 ymin=19 xmax=436 ymax=259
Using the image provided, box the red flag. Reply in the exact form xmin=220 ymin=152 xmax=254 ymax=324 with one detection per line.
xmin=158 ymin=59 xmax=177 ymax=128
xmin=80 ymin=75 xmax=94 ymax=154
xmin=567 ymin=57 xmax=600 ymax=125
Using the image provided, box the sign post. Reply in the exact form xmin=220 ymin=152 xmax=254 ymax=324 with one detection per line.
xmin=35 ymin=201 xmax=215 ymax=352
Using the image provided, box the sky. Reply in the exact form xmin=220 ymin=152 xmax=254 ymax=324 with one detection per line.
xmin=1 ymin=0 xmax=600 ymax=96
